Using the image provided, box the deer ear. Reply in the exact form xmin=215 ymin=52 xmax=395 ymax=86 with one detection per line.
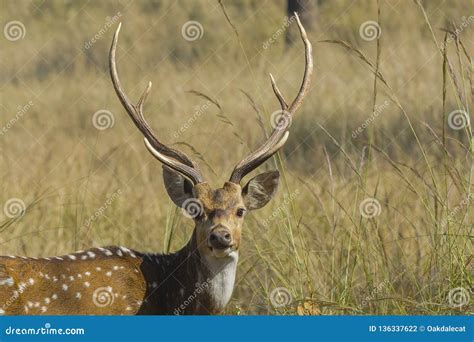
xmin=242 ymin=171 xmax=280 ymax=211
xmin=162 ymin=165 xmax=194 ymax=208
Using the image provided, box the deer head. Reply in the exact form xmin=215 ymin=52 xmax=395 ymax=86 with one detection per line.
xmin=163 ymin=168 xmax=279 ymax=261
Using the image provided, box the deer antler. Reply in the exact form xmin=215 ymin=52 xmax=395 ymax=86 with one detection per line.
xmin=229 ymin=13 xmax=313 ymax=184
xmin=109 ymin=23 xmax=204 ymax=184
xmin=110 ymin=13 xmax=311 ymax=186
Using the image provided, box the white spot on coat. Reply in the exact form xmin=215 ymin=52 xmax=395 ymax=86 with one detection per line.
xmin=102 ymin=248 xmax=113 ymax=256
xmin=0 ymin=277 xmax=14 ymax=286
xmin=120 ymin=246 xmax=136 ymax=258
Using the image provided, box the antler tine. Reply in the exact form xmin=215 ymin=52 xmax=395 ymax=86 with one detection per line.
xmin=269 ymin=73 xmax=289 ymax=110
xmin=109 ymin=23 xmax=204 ymax=184
xmin=269 ymin=13 xmax=313 ymax=115
xmin=137 ymin=81 xmax=152 ymax=115
xmin=229 ymin=12 xmax=313 ymax=184
xmin=289 ymin=12 xmax=313 ymax=113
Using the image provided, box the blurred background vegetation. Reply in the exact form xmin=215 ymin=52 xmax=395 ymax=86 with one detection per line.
xmin=0 ymin=0 xmax=472 ymax=314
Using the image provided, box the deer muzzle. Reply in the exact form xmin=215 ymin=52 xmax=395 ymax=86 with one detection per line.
xmin=208 ymin=226 xmax=234 ymax=257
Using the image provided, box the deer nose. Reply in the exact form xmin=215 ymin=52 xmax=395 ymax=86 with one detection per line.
xmin=209 ymin=228 xmax=232 ymax=249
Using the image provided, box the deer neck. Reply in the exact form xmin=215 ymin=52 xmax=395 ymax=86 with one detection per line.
xmin=146 ymin=230 xmax=238 ymax=315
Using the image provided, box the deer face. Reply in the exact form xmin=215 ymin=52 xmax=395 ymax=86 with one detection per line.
xmin=163 ymin=166 xmax=279 ymax=259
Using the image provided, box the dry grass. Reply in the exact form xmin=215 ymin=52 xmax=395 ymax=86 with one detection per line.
xmin=0 ymin=0 xmax=472 ymax=314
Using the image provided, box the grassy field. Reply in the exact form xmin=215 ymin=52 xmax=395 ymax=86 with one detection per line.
xmin=0 ymin=0 xmax=472 ymax=315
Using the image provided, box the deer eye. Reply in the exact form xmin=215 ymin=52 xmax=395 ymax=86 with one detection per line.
xmin=236 ymin=208 xmax=246 ymax=217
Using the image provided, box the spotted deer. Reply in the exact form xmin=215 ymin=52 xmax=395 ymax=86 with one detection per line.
xmin=0 ymin=14 xmax=312 ymax=315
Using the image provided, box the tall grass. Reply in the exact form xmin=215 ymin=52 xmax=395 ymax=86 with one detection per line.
xmin=0 ymin=0 xmax=472 ymax=314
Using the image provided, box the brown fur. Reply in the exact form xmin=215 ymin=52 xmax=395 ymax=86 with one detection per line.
xmin=193 ymin=182 xmax=244 ymax=258
xmin=0 ymin=247 xmax=145 ymax=315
